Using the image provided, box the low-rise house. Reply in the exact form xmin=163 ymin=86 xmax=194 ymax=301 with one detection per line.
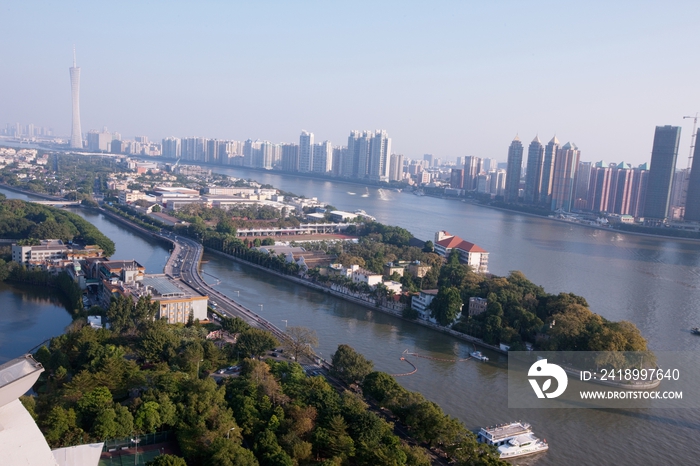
xmin=350 ymin=265 xmax=383 ymax=287
xmin=411 ymin=289 xmax=439 ymax=321
xmin=469 ymin=297 xmax=488 ymax=316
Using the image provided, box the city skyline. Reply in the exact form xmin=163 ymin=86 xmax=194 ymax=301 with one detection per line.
xmin=1 ymin=2 xmax=700 ymax=164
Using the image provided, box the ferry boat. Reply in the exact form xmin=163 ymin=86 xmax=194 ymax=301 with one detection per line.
xmin=470 ymin=351 xmax=489 ymax=362
xmin=477 ymin=422 xmax=548 ymax=459
xmin=691 ymin=327 xmax=700 ymax=335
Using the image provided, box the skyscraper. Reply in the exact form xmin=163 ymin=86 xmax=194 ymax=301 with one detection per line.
xmin=683 ymin=129 xmax=700 ymax=221
xmin=463 ymin=156 xmax=482 ymax=191
xmin=524 ymin=136 xmax=544 ymax=204
xmin=299 ymin=131 xmax=314 ymax=172
xmin=312 ymin=141 xmax=332 ymax=173
xmin=643 ymin=125 xmax=681 ymax=220
xmin=69 ymin=48 xmax=82 ymax=149
xmin=389 ymin=153 xmax=404 ymax=181
xmin=550 ymin=142 xmax=580 ymax=212
xmin=539 ymin=136 xmax=559 ymax=205
xmin=368 ymin=130 xmax=391 ymax=182
xmin=504 ymin=136 xmax=523 ymax=202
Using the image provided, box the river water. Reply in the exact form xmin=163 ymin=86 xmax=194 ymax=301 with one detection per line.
xmin=2 ymin=170 xmax=700 ymax=465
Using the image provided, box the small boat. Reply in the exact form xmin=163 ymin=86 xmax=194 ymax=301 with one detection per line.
xmin=361 ymin=187 xmax=369 ymax=198
xmin=691 ymin=328 xmax=700 ymax=335
xmin=470 ymin=351 xmax=489 ymax=361
xmin=347 ymin=192 xmax=356 ymax=195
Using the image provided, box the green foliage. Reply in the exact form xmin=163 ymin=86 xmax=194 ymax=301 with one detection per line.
xmin=330 ymin=344 xmax=374 ymax=384
xmin=107 ymin=295 xmax=159 ymax=335
xmin=236 ymin=328 xmax=279 ymax=358
xmin=429 ymin=286 xmax=463 ymax=326
xmin=221 ymin=316 xmax=251 ymax=334
xmin=146 ymin=454 xmax=187 ymax=466
xmin=0 ymin=199 xmax=115 ymax=255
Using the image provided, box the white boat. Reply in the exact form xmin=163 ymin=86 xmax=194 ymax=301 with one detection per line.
xmin=470 ymin=351 xmax=489 ymax=361
xmin=477 ymin=422 xmax=548 ymax=459
xmin=361 ymin=187 xmax=369 ymax=197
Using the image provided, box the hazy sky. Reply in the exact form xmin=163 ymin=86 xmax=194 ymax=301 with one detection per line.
xmin=3 ymin=1 xmax=700 ymax=165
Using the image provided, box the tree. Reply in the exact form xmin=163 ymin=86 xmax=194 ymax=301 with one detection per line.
xmin=151 ymin=204 xmax=162 ymax=213
xmin=422 ymin=240 xmax=434 ymax=253
xmin=236 ymin=329 xmax=278 ymax=357
xmin=284 ymin=326 xmax=319 ymax=362
xmin=207 ymin=438 xmax=259 ymax=466
xmin=221 ymin=316 xmax=251 ymax=334
xmin=429 ymin=286 xmax=463 ymax=326
xmin=135 ymin=401 xmax=162 ymax=433
xmin=146 ymin=454 xmax=187 ymax=466
xmin=330 ymin=344 xmax=374 ymax=384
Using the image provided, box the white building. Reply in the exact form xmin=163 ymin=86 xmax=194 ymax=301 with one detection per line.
xmin=350 ymin=264 xmax=383 ymax=287
xmin=299 ymin=130 xmax=314 ymax=172
xmin=12 ymin=240 xmax=68 ymax=265
xmin=313 ymin=141 xmax=333 ymax=173
xmin=434 ymin=231 xmax=489 ymax=273
xmin=411 ymin=289 xmax=439 ymax=321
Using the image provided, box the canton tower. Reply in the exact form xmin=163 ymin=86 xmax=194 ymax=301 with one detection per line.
xmin=69 ymin=47 xmax=82 ymax=148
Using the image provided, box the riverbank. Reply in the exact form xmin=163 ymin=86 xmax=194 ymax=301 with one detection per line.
xmin=479 ymin=201 xmax=700 ymax=244
xmin=204 ymin=247 xmax=506 ymax=355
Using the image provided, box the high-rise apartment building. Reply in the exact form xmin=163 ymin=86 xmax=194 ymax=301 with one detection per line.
xmin=643 ymin=125 xmax=681 ymax=220
xmin=280 ymin=143 xmax=299 ymax=172
xmin=423 ymin=154 xmax=434 ymax=167
xmin=162 ymin=137 xmax=181 ymax=159
xmin=69 ymin=48 xmax=82 ymax=149
xmin=504 ymin=136 xmax=523 ymax=202
xmin=450 ymin=168 xmax=464 ymax=189
xmin=540 ymin=136 xmax=559 ymax=205
xmin=369 ymin=130 xmax=391 ymax=182
xmin=312 ymin=141 xmax=333 ymax=173
xmin=524 ymin=136 xmax=545 ymax=204
xmin=683 ymin=129 xmax=700 ymax=222
xmin=86 ymin=129 xmax=112 ymax=152
xmin=573 ymin=161 xmax=592 ymax=210
xmin=389 ymin=153 xmax=404 ymax=181
xmin=299 ymin=131 xmax=314 ymax=172
xmin=550 ymin=142 xmax=580 ymax=212
xmin=463 ymin=156 xmax=482 ymax=191
xmin=587 ymin=162 xmax=613 ymax=212
xmin=670 ymin=168 xmax=690 ymax=208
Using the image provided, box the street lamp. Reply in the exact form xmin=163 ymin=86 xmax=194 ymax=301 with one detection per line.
xmin=196 ymin=359 xmax=204 ymax=378
xmin=234 ymin=290 xmax=240 ymax=297
xmin=259 ymin=304 xmax=263 ymax=313
xmin=227 ymin=427 xmax=236 ymax=439
xmin=282 ymin=319 xmax=287 ymax=328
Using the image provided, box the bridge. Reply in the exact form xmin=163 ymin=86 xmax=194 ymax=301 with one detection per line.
xmin=28 ymin=200 xmax=82 ymax=206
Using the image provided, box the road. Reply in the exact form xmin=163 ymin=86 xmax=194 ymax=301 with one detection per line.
xmin=159 ymin=231 xmax=288 ymax=339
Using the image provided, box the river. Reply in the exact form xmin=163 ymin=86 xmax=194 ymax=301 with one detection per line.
xmin=2 ymin=172 xmax=699 ymax=465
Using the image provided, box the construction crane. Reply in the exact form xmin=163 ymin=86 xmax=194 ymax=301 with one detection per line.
xmin=683 ymin=113 xmax=698 ymax=169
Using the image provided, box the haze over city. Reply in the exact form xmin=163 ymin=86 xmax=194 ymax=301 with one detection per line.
xmin=2 ymin=1 xmax=700 ymax=164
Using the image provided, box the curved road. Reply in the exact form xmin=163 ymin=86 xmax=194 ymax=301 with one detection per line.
xmin=159 ymin=231 xmax=289 ymax=340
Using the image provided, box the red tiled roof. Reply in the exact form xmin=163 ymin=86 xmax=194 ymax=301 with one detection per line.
xmin=454 ymin=240 xmax=487 ymax=253
xmin=436 ymin=235 xmax=487 ymax=253
xmin=436 ymin=236 xmax=463 ymax=248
